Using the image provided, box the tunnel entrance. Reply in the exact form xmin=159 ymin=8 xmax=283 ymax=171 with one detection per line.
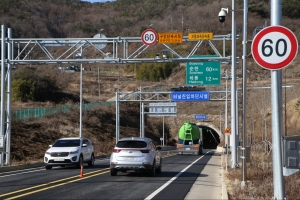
xmin=199 ymin=126 xmax=220 ymax=149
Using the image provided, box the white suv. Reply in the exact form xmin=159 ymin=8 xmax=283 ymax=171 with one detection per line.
xmin=44 ymin=137 xmax=95 ymax=170
xmin=110 ymin=137 xmax=162 ymax=176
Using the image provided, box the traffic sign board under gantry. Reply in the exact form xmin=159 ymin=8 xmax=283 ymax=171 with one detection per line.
xmin=188 ymin=32 xmax=213 ymax=40
xmin=158 ymin=32 xmax=182 ymax=44
xmin=186 ymin=56 xmax=221 ymax=86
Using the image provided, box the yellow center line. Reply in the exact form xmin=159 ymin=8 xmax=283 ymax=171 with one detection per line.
xmin=5 ymin=170 xmax=110 ymax=200
xmin=162 ymin=153 xmax=175 ymax=158
xmin=2 ymin=154 xmax=175 ymax=199
xmin=0 ymin=168 xmax=110 ymax=199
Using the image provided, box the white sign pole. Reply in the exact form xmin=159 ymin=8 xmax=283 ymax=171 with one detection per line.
xmin=241 ymin=0 xmax=248 ymax=188
xmin=163 ymin=116 xmax=164 ymax=146
xmin=230 ymin=0 xmax=238 ymax=168
xmin=271 ymin=0 xmax=285 ymax=199
xmin=0 ymin=25 xmax=6 ymax=167
xmin=142 ymin=103 xmax=145 ymax=138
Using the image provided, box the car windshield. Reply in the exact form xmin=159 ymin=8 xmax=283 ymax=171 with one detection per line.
xmin=52 ymin=139 xmax=81 ymax=147
xmin=116 ymin=141 xmax=147 ymax=148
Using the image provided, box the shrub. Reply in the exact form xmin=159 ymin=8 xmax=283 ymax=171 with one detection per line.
xmin=12 ymin=68 xmax=61 ymax=102
xmin=134 ymin=62 xmax=178 ymax=82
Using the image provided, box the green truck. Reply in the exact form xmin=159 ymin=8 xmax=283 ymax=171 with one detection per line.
xmin=177 ymin=121 xmax=203 ymax=155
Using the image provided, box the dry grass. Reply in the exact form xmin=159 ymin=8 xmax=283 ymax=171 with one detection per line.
xmin=224 ymin=149 xmax=300 ymax=199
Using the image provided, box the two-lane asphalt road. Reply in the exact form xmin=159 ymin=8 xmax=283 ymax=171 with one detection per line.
xmin=0 ymin=150 xmax=215 ymax=200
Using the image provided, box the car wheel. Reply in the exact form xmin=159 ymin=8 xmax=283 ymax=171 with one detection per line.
xmin=156 ymin=158 xmax=162 ymax=174
xmin=148 ymin=161 xmax=156 ymax=177
xmin=76 ymin=155 xmax=83 ymax=169
xmin=45 ymin=165 xmax=52 ymax=170
xmin=88 ymin=154 xmax=95 ymax=167
xmin=110 ymin=168 xmax=117 ymax=176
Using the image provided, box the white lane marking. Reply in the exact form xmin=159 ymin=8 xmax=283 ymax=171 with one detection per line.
xmin=0 ymin=167 xmax=45 ymax=174
xmin=0 ymin=168 xmax=45 ymax=178
xmin=144 ymin=151 xmax=211 ymax=200
xmin=0 ymin=158 xmax=110 ymax=178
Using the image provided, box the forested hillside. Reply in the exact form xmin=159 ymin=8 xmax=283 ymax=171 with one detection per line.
xmin=0 ymin=0 xmax=299 ymax=39
xmin=3 ymin=0 xmax=300 ymax=99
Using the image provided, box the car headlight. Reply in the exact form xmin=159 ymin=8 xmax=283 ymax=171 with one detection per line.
xmin=45 ymin=152 xmax=51 ymax=155
xmin=70 ymin=150 xmax=79 ymax=154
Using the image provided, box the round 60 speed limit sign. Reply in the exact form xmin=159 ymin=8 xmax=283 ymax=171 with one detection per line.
xmin=251 ymin=25 xmax=298 ymax=70
xmin=141 ymin=29 xmax=157 ymax=46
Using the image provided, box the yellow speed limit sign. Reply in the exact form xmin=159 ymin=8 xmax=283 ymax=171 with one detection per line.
xmin=188 ymin=32 xmax=213 ymax=40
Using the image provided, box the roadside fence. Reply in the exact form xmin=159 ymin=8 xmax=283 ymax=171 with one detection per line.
xmin=251 ymin=140 xmax=273 ymax=155
xmin=12 ymin=101 xmax=115 ymax=122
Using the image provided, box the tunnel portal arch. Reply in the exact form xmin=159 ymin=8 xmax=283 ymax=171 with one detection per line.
xmin=195 ymin=122 xmax=223 ymax=149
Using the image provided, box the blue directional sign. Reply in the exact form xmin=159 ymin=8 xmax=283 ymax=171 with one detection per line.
xmin=171 ymin=91 xmax=210 ymax=101
xmin=194 ymin=114 xmax=207 ymax=120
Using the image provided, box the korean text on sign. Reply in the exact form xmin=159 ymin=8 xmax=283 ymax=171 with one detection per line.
xmin=158 ymin=32 xmax=183 ymax=44
xmin=188 ymin=32 xmax=213 ymax=40
xmin=171 ymin=91 xmax=210 ymax=101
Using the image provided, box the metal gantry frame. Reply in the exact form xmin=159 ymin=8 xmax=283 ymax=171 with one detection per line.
xmin=0 ymin=25 xmax=232 ymax=166
xmin=6 ymin=34 xmax=232 ymax=65
xmin=115 ymin=91 xmax=231 ymax=143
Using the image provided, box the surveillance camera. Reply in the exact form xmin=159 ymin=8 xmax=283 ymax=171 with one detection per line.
xmin=155 ymin=53 xmax=160 ymax=59
xmin=218 ymin=8 xmax=228 ymax=23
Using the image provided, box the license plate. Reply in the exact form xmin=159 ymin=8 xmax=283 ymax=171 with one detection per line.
xmin=54 ymin=158 xmax=64 ymax=161
xmin=185 ymin=148 xmax=190 ymax=150
xmin=124 ymin=157 xmax=135 ymax=161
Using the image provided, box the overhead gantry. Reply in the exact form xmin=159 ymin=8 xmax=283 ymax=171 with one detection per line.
xmin=0 ymin=25 xmax=233 ymax=165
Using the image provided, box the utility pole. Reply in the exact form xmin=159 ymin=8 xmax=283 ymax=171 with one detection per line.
xmin=163 ymin=116 xmax=165 ymax=146
xmin=231 ymin=0 xmax=238 ymax=169
xmin=140 ymin=86 xmax=142 ymax=138
xmin=134 ymin=63 xmax=136 ymax=78
xmin=182 ymin=14 xmax=183 ymax=32
xmin=241 ymin=0 xmax=249 ymax=188
xmin=118 ymin=69 xmax=120 ymax=93
xmin=98 ymin=67 xmax=100 ymax=101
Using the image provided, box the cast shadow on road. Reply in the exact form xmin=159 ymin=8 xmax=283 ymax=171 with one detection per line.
xmin=115 ymin=171 xmax=208 ymax=178
xmin=49 ymin=163 xmax=109 ymax=170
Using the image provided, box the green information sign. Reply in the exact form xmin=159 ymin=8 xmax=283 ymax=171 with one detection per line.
xmin=186 ymin=58 xmax=221 ymax=86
